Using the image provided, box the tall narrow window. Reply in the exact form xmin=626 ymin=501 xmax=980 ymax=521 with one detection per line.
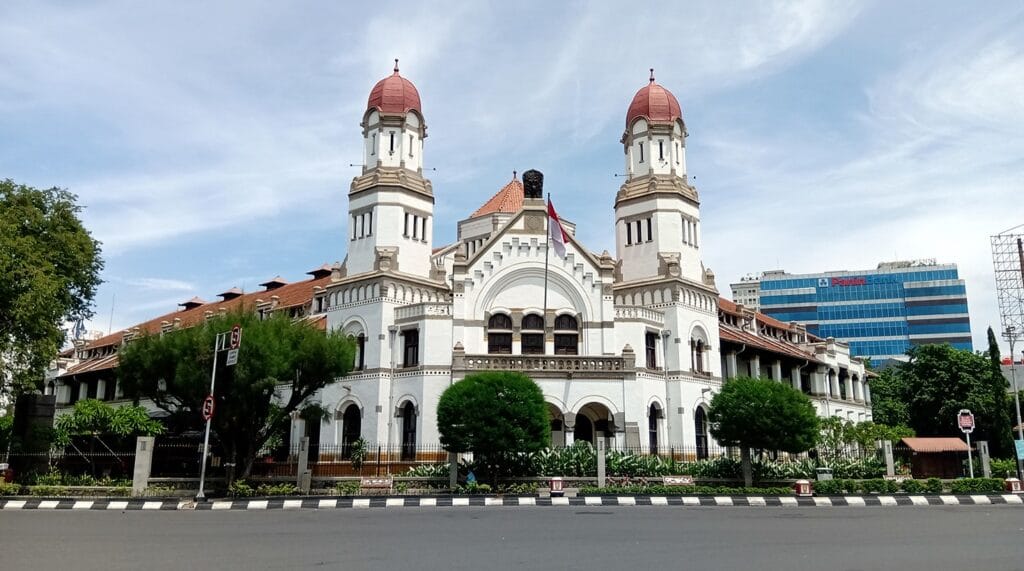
xmin=420 ymin=217 xmax=427 ymax=242
xmin=389 ymin=131 xmax=395 ymax=154
xmin=645 ymin=332 xmax=658 ymax=369
xmin=553 ymin=315 xmax=578 ymax=355
xmin=412 ymin=216 xmax=419 ymax=240
xmin=694 ymin=407 xmax=709 ymax=460
xmin=408 ymin=134 xmax=414 ymax=157
xmin=404 ymin=213 xmax=410 ymax=237
xmin=636 ymin=220 xmax=643 ymax=243
xmin=402 ymin=329 xmax=419 ymax=367
xmin=693 ymin=222 xmax=698 ymax=247
xmin=638 ymin=143 xmax=645 ymax=163
xmin=358 ymin=214 xmax=365 ymax=238
xmin=487 ymin=314 xmax=513 ymax=354
xmin=371 ymin=133 xmax=376 ymax=156
xmin=648 ymin=404 xmax=660 ymax=455
xmin=658 ymin=140 xmax=664 ymax=160
xmin=521 ymin=314 xmax=545 ymax=355
xmin=357 ymin=334 xmax=366 ymax=370
xmin=626 ymin=222 xmax=633 ymax=245
xmin=367 ymin=211 xmax=373 ymax=236
xmin=675 ymin=142 xmax=680 ymax=163
xmin=646 ymin=218 xmax=653 ymax=242
xmin=352 ymin=215 xmax=357 ymax=240
xmin=401 ymin=402 xmax=416 ymax=461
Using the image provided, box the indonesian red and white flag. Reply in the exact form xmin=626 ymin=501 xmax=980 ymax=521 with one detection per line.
xmin=547 ymin=198 xmax=568 ymax=258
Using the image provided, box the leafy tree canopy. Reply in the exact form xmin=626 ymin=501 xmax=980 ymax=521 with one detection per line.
xmin=709 ymin=376 xmax=820 ymax=452
xmin=117 ymin=310 xmax=355 ymax=479
xmin=878 ymin=343 xmax=1012 ymax=457
xmin=53 ymin=399 xmax=163 ymax=447
xmin=437 ymin=371 xmax=549 ymax=481
xmin=0 ymin=180 xmax=103 ymax=394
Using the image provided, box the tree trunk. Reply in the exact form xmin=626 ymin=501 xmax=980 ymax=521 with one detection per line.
xmin=740 ymin=447 xmax=753 ymax=487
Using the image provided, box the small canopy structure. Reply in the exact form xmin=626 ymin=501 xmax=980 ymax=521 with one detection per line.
xmin=899 ymin=437 xmax=970 ymax=479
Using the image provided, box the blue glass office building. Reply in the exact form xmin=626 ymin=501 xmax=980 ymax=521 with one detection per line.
xmin=757 ymin=262 xmax=972 ymax=361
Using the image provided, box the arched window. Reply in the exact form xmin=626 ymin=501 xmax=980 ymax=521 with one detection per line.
xmin=648 ymin=403 xmax=661 ymax=455
xmin=553 ymin=315 xmax=578 ymax=355
xmin=694 ymin=407 xmax=709 ymax=460
xmin=401 ymin=402 xmax=417 ymax=461
xmin=521 ymin=314 xmax=544 ymax=355
xmin=487 ymin=313 xmax=512 ymax=354
xmin=340 ymin=404 xmax=361 ymax=459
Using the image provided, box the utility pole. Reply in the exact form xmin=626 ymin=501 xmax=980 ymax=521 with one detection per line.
xmin=196 ymin=325 xmax=241 ymax=501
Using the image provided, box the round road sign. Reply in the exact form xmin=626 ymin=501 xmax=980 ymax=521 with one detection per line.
xmin=202 ymin=394 xmax=215 ymax=421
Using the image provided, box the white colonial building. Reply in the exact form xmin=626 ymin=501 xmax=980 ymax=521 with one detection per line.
xmin=53 ymin=64 xmax=872 ymax=459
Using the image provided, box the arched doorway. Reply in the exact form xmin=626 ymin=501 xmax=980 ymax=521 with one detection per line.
xmin=694 ymin=406 xmax=710 ymax=460
xmin=648 ymin=403 xmax=662 ymax=455
xmin=340 ymin=404 xmax=361 ymax=459
xmin=548 ymin=404 xmax=565 ymax=448
xmin=574 ymin=402 xmax=613 ymax=448
xmin=400 ymin=402 xmax=417 ymax=461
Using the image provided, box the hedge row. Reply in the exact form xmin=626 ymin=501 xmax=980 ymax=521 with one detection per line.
xmin=579 ymin=485 xmax=793 ymax=496
xmin=814 ymin=478 xmax=1006 ymax=495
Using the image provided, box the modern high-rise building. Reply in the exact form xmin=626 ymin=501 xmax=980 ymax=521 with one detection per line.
xmin=751 ymin=260 xmax=972 ymax=361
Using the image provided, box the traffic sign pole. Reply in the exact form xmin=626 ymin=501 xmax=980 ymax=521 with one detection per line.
xmin=196 ymin=332 xmax=223 ymax=501
xmin=959 ymin=409 xmax=975 ymax=479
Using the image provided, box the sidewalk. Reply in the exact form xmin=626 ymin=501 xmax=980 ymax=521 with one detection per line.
xmin=3 ymin=494 xmax=1024 ymax=511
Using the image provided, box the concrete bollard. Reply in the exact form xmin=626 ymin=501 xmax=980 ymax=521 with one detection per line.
xmin=978 ymin=441 xmax=991 ymax=478
xmin=597 ymin=440 xmax=606 ymax=489
xmin=448 ymin=452 xmax=458 ymax=490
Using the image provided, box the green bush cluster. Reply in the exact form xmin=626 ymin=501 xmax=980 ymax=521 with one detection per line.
xmin=990 ymin=458 xmax=1018 ymax=478
xmin=453 ymin=482 xmax=492 ymax=495
xmin=30 ymin=468 xmax=130 ymax=488
xmin=335 ymin=481 xmax=360 ymax=496
xmin=227 ymin=480 xmax=300 ymax=497
xmin=403 ymin=464 xmax=449 ymax=478
xmin=949 ymin=478 xmax=1004 ymax=494
xmin=227 ymin=480 xmax=255 ymax=498
xmin=579 ymin=485 xmax=793 ymax=496
xmin=0 ymin=482 xmax=21 ymax=496
xmin=812 ymin=478 xmax=945 ymax=495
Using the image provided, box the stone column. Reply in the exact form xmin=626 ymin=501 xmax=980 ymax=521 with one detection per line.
xmin=78 ymin=382 xmax=88 ymax=401
xmin=751 ymin=354 xmax=761 ymax=378
xmin=844 ymin=374 xmax=854 ymax=402
xmin=830 ymin=371 xmax=840 ymax=398
xmin=96 ymin=380 xmax=107 ymax=400
xmin=812 ymin=367 xmax=827 ymax=396
xmin=791 ymin=367 xmax=802 ymax=392
xmin=853 ymin=377 xmax=864 ymax=402
xmin=132 ymin=436 xmax=155 ymax=498
xmin=772 ymin=360 xmax=783 ymax=382
xmin=726 ymin=352 xmax=738 ymax=380
xmin=563 ymin=413 xmax=576 ymax=447
xmin=864 ymin=383 xmax=872 ymax=405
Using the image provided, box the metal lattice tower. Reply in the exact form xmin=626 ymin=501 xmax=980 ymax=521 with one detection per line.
xmin=992 ymin=225 xmax=1024 ymax=338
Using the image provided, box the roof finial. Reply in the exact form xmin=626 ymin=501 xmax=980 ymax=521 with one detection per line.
xmin=649 ymin=68 xmax=655 ymax=83
xmin=513 ymin=170 xmax=517 ymax=180
xmin=394 ymin=58 xmax=400 ymax=73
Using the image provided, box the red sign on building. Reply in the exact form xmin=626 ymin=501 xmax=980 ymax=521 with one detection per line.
xmin=832 ymin=277 xmax=867 ymax=287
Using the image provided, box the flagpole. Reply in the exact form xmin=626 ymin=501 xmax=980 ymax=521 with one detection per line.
xmin=543 ymin=193 xmax=551 ymax=337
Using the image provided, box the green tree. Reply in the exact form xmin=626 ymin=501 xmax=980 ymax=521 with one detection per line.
xmin=437 ymin=371 xmax=549 ymax=484
xmin=53 ymin=399 xmax=163 ymax=447
xmin=0 ymin=180 xmax=103 ymax=394
xmin=869 ymin=367 xmax=911 ymax=427
xmin=708 ymin=376 xmax=819 ymax=486
xmin=848 ymin=421 xmax=914 ymax=453
xmin=117 ymin=310 xmax=355 ymax=480
xmin=898 ymin=343 xmax=1013 ymax=457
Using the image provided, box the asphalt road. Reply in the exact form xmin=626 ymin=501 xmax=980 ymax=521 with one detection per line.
xmin=2 ymin=506 xmax=1023 ymax=571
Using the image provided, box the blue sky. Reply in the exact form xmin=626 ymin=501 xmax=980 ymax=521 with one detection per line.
xmin=2 ymin=1 xmax=1022 ymax=354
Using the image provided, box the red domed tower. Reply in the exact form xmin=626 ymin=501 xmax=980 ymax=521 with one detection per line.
xmin=347 ymin=60 xmax=436 ymax=279
xmin=614 ymin=70 xmax=705 ymax=288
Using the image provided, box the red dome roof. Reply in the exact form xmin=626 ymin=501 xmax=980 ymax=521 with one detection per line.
xmin=625 ymin=69 xmax=681 ymax=128
xmin=367 ymin=60 xmax=422 ymax=116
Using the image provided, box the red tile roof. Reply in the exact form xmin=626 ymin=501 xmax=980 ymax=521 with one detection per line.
xmin=471 ymin=176 xmax=524 ymax=217
xmin=900 ymin=437 xmax=969 ymax=453
xmin=60 ymin=272 xmax=332 ymax=378
xmin=367 ymin=61 xmax=422 ymax=116
xmin=626 ymin=70 xmax=682 ymax=128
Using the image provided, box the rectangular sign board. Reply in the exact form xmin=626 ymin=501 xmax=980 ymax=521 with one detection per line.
xmin=1016 ymin=440 xmax=1024 ymax=461
xmin=226 ymin=348 xmax=239 ymax=366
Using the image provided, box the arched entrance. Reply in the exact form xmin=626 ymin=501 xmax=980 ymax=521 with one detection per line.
xmin=574 ymin=402 xmax=613 ymax=448
xmin=694 ymin=406 xmax=709 ymax=460
xmin=340 ymin=404 xmax=361 ymax=459
xmin=648 ymin=403 xmax=662 ymax=455
xmin=400 ymin=402 xmax=417 ymax=461
xmin=548 ymin=404 xmax=565 ymax=448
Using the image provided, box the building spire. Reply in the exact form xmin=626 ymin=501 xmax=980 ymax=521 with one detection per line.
xmin=649 ymin=68 xmax=655 ymax=83
xmin=394 ymin=58 xmax=400 ymax=74
xmin=512 ymin=170 xmax=517 ymax=180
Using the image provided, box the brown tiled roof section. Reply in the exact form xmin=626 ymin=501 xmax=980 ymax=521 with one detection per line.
xmin=900 ymin=437 xmax=969 ymax=453
xmin=75 ymin=274 xmax=331 ymax=352
xmin=719 ymin=324 xmax=820 ymax=364
xmin=471 ymin=177 xmax=524 ymax=218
